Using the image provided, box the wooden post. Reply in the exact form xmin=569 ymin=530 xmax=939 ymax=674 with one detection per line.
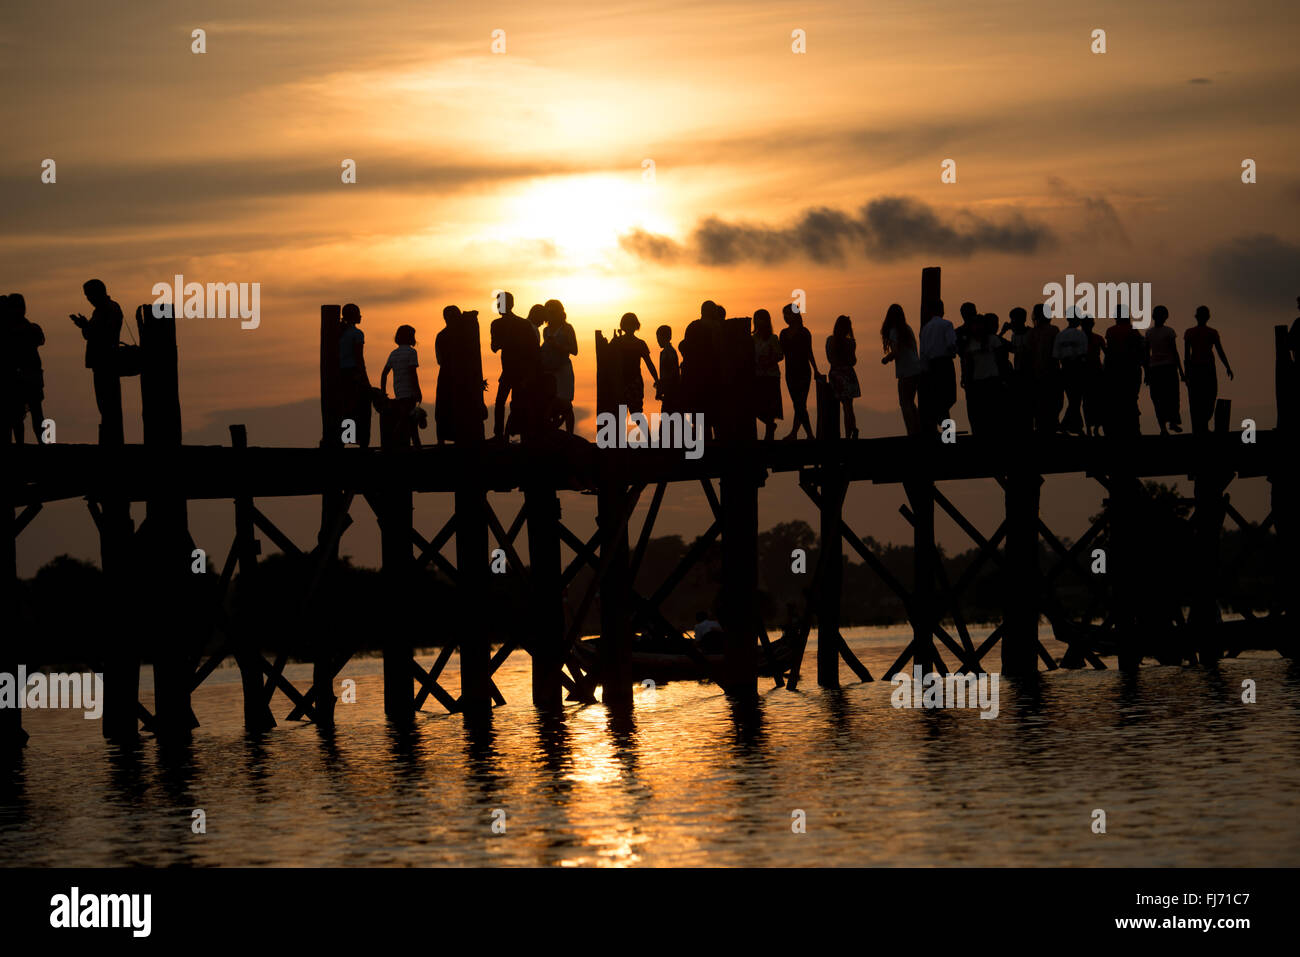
xmin=594 ymin=330 xmax=632 ymax=708
xmin=907 ymin=479 xmax=940 ymax=674
xmin=319 ymin=305 xmax=345 ymax=560
xmin=597 ymin=481 xmax=632 ymax=708
xmin=719 ymin=316 xmax=758 ymax=699
xmin=137 ymin=304 xmax=198 ymax=736
xmin=1272 ymin=326 xmax=1297 ymax=642
xmin=1191 ymin=406 xmax=1232 ymax=664
xmin=380 ymin=478 xmax=415 ymax=722
xmin=1107 ymin=476 xmax=1143 ymax=671
xmin=817 ymin=471 xmax=844 ymax=687
xmin=1 ymin=438 xmax=26 ymax=751
xmin=920 ymin=266 xmax=941 ymax=330
xmin=525 ymin=486 xmax=563 ymax=710
xmin=229 ymin=425 xmax=276 ymax=730
xmin=456 ymin=481 xmax=491 ymax=717
xmin=1001 ymin=470 xmax=1041 ymax=675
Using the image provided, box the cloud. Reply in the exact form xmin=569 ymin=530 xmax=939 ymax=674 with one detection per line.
xmin=1047 ymin=177 xmax=1130 ymax=246
xmin=1204 ymin=234 xmax=1299 ymax=307
xmin=621 ymin=196 xmax=1055 ymax=267
xmin=1188 ymin=77 xmax=1213 ymax=84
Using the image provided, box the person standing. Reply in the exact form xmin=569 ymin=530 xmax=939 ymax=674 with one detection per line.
xmin=69 ymin=279 xmax=124 ymax=445
xmin=380 ymin=324 xmax=422 ymax=447
xmin=1103 ymin=305 xmax=1147 ymax=437
xmin=964 ymin=313 xmax=1010 ymax=436
xmin=3 ymin=294 xmax=45 ymax=444
xmin=752 ymin=309 xmax=784 ymax=441
xmin=1146 ymin=305 xmax=1184 ymax=435
xmin=1053 ymin=310 xmax=1089 ymax=435
xmin=880 ymin=303 xmax=924 ymax=436
xmin=1184 ymin=305 xmax=1233 ymax=435
xmin=654 ymin=324 xmax=679 ymax=414
xmin=338 ymin=303 xmax=371 ymax=446
xmin=1028 ymin=304 xmax=1062 ymax=433
xmin=610 ymin=311 xmax=656 ymax=432
xmin=779 ymin=303 xmax=819 ymax=440
xmin=918 ymin=300 xmax=957 ymax=434
xmin=542 ymin=300 xmax=580 ymax=434
xmin=489 ymin=291 xmax=530 ymax=440
xmin=1081 ymin=315 xmax=1106 ymax=436
xmin=826 ymin=315 xmax=860 ymax=439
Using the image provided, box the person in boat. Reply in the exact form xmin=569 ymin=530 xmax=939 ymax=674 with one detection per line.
xmin=694 ymin=610 xmax=724 ymax=654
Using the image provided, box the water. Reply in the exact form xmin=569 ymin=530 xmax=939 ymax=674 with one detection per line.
xmin=3 ymin=627 xmax=1298 ymax=867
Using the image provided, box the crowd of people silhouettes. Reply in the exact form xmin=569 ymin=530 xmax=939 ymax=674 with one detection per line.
xmin=3 ymin=282 xmax=1279 ymax=449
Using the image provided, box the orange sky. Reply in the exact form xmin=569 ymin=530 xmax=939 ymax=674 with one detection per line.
xmin=3 ymin=0 xmax=1297 ymax=573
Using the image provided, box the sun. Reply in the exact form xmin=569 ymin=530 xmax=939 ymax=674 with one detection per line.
xmin=491 ymin=173 xmax=677 ymax=267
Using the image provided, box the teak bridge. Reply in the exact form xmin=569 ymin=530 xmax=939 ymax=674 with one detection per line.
xmin=3 ymin=268 xmax=1296 ymax=748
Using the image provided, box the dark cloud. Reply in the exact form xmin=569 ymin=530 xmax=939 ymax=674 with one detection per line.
xmin=1188 ymin=77 xmax=1213 ymax=84
xmin=1204 ymin=233 xmax=1299 ymax=306
xmin=622 ymin=196 xmax=1054 ymax=267
xmin=1047 ymin=177 xmax=1130 ymax=246
xmin=0 ymin=155 xmax=591 ymax=234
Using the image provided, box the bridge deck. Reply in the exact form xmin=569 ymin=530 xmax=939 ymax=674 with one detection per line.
xmin=7 ymin=429 xmax=1280 ymax=505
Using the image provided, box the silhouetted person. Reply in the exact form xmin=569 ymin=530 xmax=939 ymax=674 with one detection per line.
xmin=1028 ymin=304 xmax=1062 ymax=433
xmin=1184 ymin=305 xmax=1233 ymax=435
xmin=826 ymin=315 xmax=859 ymax=439
xmin=610 ymin=312 xmax=656 ymax=433
xmin=542 ymin=299 xmax=579 ymax=434
xmin=379 ymin=324 xmax=421 ymax=447
xmin=654 ymin=324 xmax=679 ymax=413
xmin=507 ymin=303 xmax=548 ymax=438
xmin=69 ymin=279 xmax=124 ymax=445
xmin=752 ymin=309 xmax=784 ymax=440
xmin=918 ymin=299 xmax=956 ymax=433
xmin=964 ymin=313 xmax=1009 ymax=436
xmin=489 ymin=291 xmax=531 ymax=440
xmin=1053 ymin=309 xmax=1088 ymax=435
xmin=779 ymin=303 xmax=819 ymax=440
xmin=1000 ymin=306 xmax=1032 ymax=434
xmin=338 ymin=303 xmax=371 ymax=447
xmin=880 ymin=303 xmax=923 ymax=436
xmin=1103 ymin=305 xmax=1147 ymax=437
xmin=1146 ymin=305 xmax=1184 ymax=435
xmin=694 ymin=610 xmax=723 ymax=654
xmin=3 ymin=294 xmax=45 ymax=444
xmin=681 ymin=300 xmax=723 ymax=440
xmin=1082 ymin=315 xmax=1105 ymax=436
xmin=956 ymin=301 xmax=979 ymax=426
xmin=434 ymin=306 xmax=486 ymax=444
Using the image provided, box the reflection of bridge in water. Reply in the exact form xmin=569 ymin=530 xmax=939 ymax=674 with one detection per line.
xmin=3 ymin=272 xmax=1297 ymax=748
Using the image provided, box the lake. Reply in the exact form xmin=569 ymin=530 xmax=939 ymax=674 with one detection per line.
xmin=3 ymin=626 xmax=1298 ymax=867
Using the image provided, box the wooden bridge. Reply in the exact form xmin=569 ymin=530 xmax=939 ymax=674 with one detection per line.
xmin=3 ymin=274 xmax=1296 ymax=749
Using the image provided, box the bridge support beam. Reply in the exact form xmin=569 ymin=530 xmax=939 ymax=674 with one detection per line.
xmin=380 ymin=461 xmax=415 ymax=722
xmin=526 ymin=486 xmax=564 ymax=710
xmin=1001 ymin=470 xmax=1042 ymax=676
xmin=138 ymin=305 xmax=198 ymax=738
xmin=720 ymin=455 xmax=759 ymax=699
xmin=906 ymin=478 xmax=941 ymax=674
xmin=230 ymin=426 xmax=277 ymax=731
xmin=456 ymin=481 xmax=492 ymax=719
xmin=597 ymin=481 xmax=632 ymax=709
xmin=1 ymin=439 xmax=26 ymax=752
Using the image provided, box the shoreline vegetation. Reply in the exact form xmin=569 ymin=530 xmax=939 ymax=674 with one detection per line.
xmin=14 ymin=481 xmax=1277 ymax=670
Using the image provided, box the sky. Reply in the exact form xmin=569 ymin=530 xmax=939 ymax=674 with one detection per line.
xmin=3 ymin=0 xmax=1297 ymax=575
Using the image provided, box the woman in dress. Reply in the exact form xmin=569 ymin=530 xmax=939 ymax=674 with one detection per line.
xmin=541 ymin=298 xmax=578 ymax=433
xmin=826 ymin=314 xmax=860 ymax=439
xmin=880 ymin=303 xmax=924 ymax=436
xmin=752 ymin=309 xmax=784 ymax=440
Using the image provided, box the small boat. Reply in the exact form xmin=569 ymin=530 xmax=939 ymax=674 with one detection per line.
xmin=575 ymin=633 xmax=802 ymax=684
